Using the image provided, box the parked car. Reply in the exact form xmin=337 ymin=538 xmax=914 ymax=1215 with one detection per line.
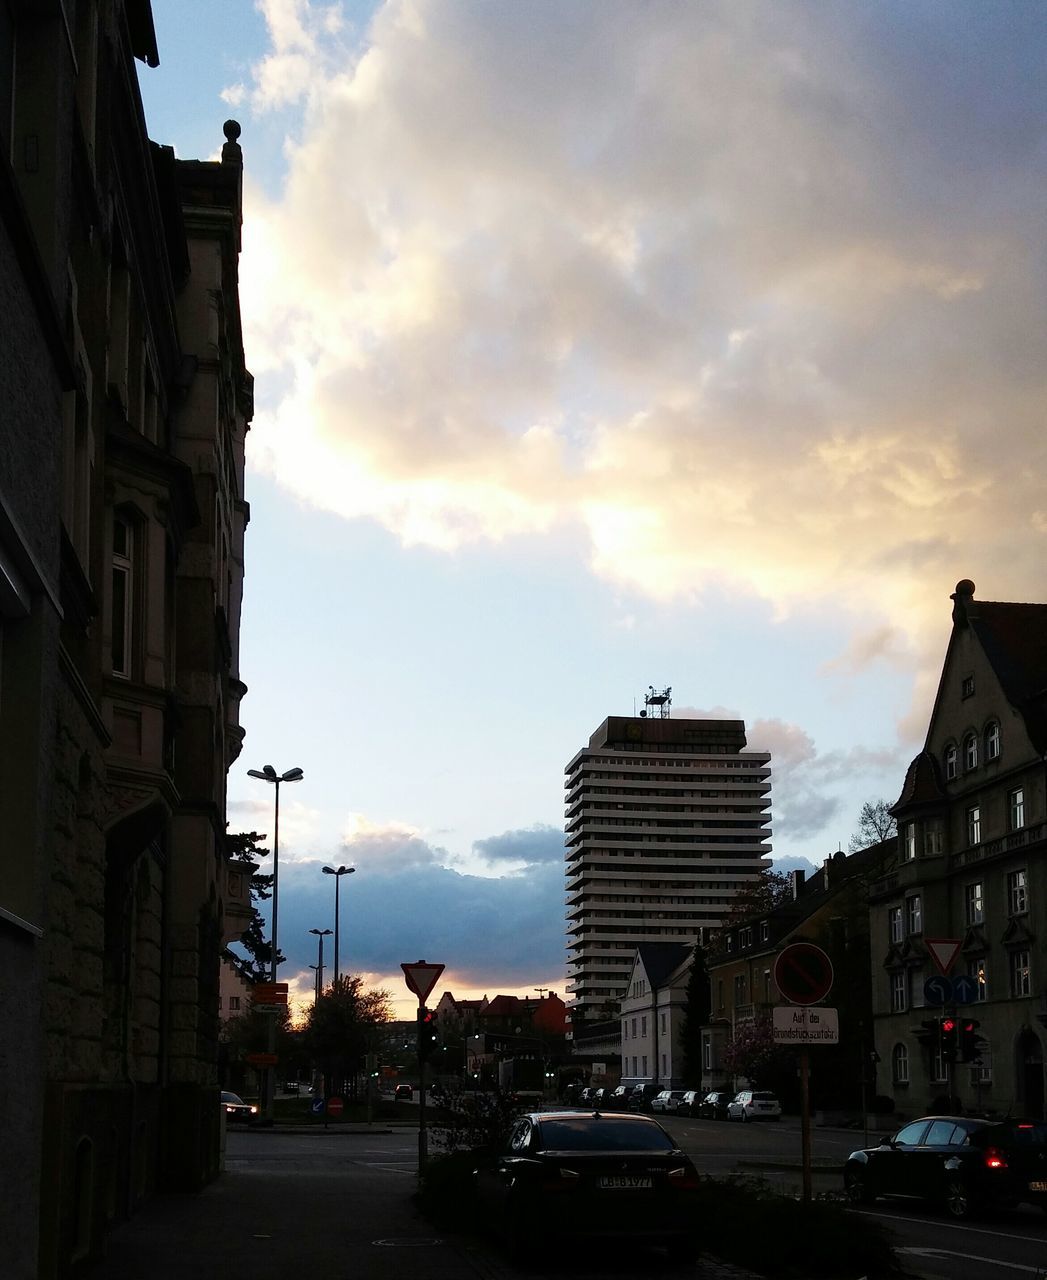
xmin=579 ymin=1086 xmax=598 ymax=1105
xmin=677 ymin=1090 xmax=703 ymax=1117
xmin=845 ymin=1116 xmax=1047 ymax=1219
xmin=394 ymin=1083 xmax=413 ymax=1100
xmin=727 ymin=1090 xmax=782 ymax=1122
xmin=697 ymin=1091 xmax=732 ymax=1120
xmin=562 ymin=1083 xmax=585 ymax=1105
xmin=606 ymin=1085 xmax=633 ymax=1110
xmin=627 ymin=1084 xmax=662 ymax=1112
xmin=651 ymin=1090 xmax=689 ymax=1114
xmin=590 ymin=1087 xmax=607 ymax=1108
xmin=476 ymin=1109 xmax=701 ymax=1259
xmin=221 ymin=1091 xmax=258 ymax=1123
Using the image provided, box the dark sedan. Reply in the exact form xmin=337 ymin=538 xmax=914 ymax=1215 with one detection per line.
xmin=844 ymin=1115 xmax=1047 ymax=1218
xmin=477 ymin=1110 xmax=701 ymax=1259
xmin=220 ymin=1091 xmax=258 ymax=1123
xmin=697 ymin=1091 xmax=732 ymax=1120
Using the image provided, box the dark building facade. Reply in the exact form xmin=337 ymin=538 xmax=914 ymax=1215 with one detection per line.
xmin=871 ymin=580 xmax=1047 ymax=1117
xmin=1 ymin=4 xmax=253 ymax=1275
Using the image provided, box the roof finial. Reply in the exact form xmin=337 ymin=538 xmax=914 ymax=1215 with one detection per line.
xmin=222 ymin=119 xmax=243 ymax=166
xmin=951 ymin=579 xmax=976 ymax=627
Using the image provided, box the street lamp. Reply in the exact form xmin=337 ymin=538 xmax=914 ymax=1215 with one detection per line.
xmin=247 ymin=763 xmax=304 ymax=1121
xmin=309 ymin=928 xmax=332 ymax=1001
xmin=321 ymin=863 xmax=355 ymax=985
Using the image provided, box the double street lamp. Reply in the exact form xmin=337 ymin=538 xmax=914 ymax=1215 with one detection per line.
xmin=321 ymin=864 xmax=355 ymax=985
xmin=247 ymin=763 xmax=304 ymax=1121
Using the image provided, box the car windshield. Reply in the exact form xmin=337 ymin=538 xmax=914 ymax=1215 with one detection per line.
xmin=221 ymin=1093 xmax=243 ymax=1103
xmin=539 ymin=1119 xmax=675 ymax=1152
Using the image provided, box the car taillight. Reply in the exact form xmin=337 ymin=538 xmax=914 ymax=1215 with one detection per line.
xmin=542 ymin=1167 xmax=580 ymax=1190
xmin=668 ymin=1166 xmax=701 ymax=1190
xmin=984 ymin=1146 xmax=1008 ymax=1170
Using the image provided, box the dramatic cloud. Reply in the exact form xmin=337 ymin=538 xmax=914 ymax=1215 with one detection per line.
xmin=471 ymin=824 xmax=564 ymax=868
xmin=233 ymin=0 xmax=1045 ymax=671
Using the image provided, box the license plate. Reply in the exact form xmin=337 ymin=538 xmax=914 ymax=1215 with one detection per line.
xmin=1029 ymin=1181 xmax=1047 ymax=1192
xmin=598 ymin=1175 xmax=652 ymax=1189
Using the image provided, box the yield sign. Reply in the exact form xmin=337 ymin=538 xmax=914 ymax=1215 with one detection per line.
xmin=401 ymin=960 xmax=445 ymax=1003
xmin=926 ymin=938 xmax=962 ymax=976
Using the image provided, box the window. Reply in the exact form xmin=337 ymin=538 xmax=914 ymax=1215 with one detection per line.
xmin=890 ymin=971 xmax=907 ymax=1012
xmin=889 ymin=906 xmax=903 ymax=944
xmin=964 ymin=882 xmax=984 ymax=925
xmin=641 ymin=1016 xmax=647 ymax=1037
xmin=111 ymin=513 xmax=134 ymax=677
xmin=661 ymin=1053 xmax=667 ymax=1077
xmin=966 ymin=805 xmax=981 ymax=847
xmin=660 ymin=1013 xmax=666 ymax=1034
xmin=725 ymin=935 xmax=734 ymax=952
xmin=229 ymin=996 xmax=240 ymax=1011
xmin=906 ymin=894 xmax=922 ymax=935
xmin=924 ymin=821 xmax=944 ymax=857
xmin=892 ymin=1043 xmax=909 ymax=1085
xmin=962 ymin=675 xmax=975 ymax=699
xmin=971 ymin=1042 xmax=991 ymax=1084
xmin=1010 ymin=788 xmax=1025 ymax=831
xmin=733 ymin=974 xmax=747 ymax=1005
xmin=631 ymin=1018 xmax=637 ymax=1038
xmin=964 ymin=734 xmax=978 ymax=771
xmin=641 ymin=1055 xmax=648 ymax=1076
xmin=966 ymin=957 xmax=987 ymax=1001
xmin=944 ymin=744 xmax=957 ymax=780
xmin=1010 ymin=950 xmax=1031 ymax=997
xmin=622 ymin=1021 xmax=628 ymax=1041
xmin=985 ymin=721 xmax=1000 ymax=761
xmin=931 ymin=1044 xmax=948 ymax=1083
xmin=702 ymin=1037 xmax=712 ymax=1071
xmin=716 ymin=979 xmax=724 ymax=1011
xmin=903 ymin=823 xmax=917 ymax=861
xmin=760 ymin=921 xmax=769 ymax=942
xmin=1008 ymin=869 xmax=1028 ymax=916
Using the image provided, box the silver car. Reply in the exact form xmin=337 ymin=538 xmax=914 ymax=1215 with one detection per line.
xmin=726 ymin=1089 xmax=782 ymax=1122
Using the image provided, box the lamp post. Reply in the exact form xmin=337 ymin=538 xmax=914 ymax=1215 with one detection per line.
xmin=321 ymin=864 xmax=355 ymax=985
xmin=247 ymin=763 xmax=303 ymax=1122
xmin=309 ymin=928 xmax=332 ymax=1001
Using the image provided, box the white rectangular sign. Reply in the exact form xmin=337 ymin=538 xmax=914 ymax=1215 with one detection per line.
xmin=772 ymin=1005 xmax=839 ymax=1044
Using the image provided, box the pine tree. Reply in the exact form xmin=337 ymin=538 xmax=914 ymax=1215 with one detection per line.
xmin=679 ymin=940 xmax=711 ymax=1083
xmin=223 ymin=829 xmax=284 ymax=982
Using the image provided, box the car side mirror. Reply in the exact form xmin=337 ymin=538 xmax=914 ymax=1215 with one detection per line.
xmin=878 ymin=1135 xmax=893 ymax=1147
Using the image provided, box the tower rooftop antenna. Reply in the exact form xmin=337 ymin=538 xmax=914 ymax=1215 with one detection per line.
xmin=641 ymin=685 xmax=672 ymax=718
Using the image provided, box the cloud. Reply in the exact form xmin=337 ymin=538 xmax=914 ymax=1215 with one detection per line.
xmin=471 ymin=824 xmax=563 ymax=868
xmin=234 ymin=0 xmax=1045 ymax=665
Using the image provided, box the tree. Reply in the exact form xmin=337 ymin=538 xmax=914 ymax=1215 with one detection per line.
xmin=222 ymin=830 xmax=284 ymax=981
xmin=848 ymin=800 xmax=897 ymax=853
xmin=679 ymin=940 xmax=711 ymax=1083
xmin=721 ymin=1017 xmax=795 ymax=1094
xmin=303 ymin=974 xmax=392 ymax=1097
xmin=707 ymin=868 xmax=792 ymax=951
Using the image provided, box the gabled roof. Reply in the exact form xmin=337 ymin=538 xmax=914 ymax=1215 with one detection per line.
xmin=930 ymin=580 xmax=1047 ymax=754
xmin=634 ymin=942 xmax=692 ymax=990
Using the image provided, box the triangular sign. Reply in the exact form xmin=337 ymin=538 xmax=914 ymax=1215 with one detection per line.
xmin=401 ymin=960 xmax=445 ymax=1003
xmin=925 ymin=938 xmax=962 ymax=977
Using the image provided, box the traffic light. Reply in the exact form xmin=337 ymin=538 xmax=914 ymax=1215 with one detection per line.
xmin=417 ymin=1006 xmax=439 ymax=1061
xmin=940 ymin=1016 xmax=957 ymax=1063
xmin=959 ymin=1018 xmax=982 ymax=1063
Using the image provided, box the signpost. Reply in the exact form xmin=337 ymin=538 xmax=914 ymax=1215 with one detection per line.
xmin=401 ymin=960 xmax=445 ymax=1173
xmin=774 ymin=942 xmax=834 ymax=1204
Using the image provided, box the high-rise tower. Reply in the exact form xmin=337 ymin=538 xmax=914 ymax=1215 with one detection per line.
xmin=564 ymin=693 xmax=772 ymax=1029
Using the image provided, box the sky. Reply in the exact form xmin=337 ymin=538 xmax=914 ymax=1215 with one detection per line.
xmin=138 ymin=0 xmax=1047 ymax=1019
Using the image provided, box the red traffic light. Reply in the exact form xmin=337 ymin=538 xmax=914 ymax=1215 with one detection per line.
xmin=941 ymin=1018 xmax=956 ymax=1033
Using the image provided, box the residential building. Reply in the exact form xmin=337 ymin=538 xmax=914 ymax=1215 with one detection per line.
xmin=872 ymin=580 xmax=1047 ymax=1117
xmin=703 ymin=844 xmax=890 ymax=1109
xmin=0 ymin=5 xmax=253 ymax=1275
xmin=564 ymin=700 xmax=772 ymax=1043
xmin=619 ymin=942 xmax=692 ymax=1088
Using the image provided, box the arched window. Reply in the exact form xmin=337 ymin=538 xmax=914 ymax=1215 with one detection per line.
xmin=944 ymin=744 xmax=957 ymax=780
xmin=984 ymin=721 xmax=1000 ymax=762
xmin=963 ymin=733 xmax=978 ymax=772
xmin=892 ymin=1043 xmax=909 ymax=1084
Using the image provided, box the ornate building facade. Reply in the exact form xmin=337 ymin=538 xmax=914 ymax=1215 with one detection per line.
xmin=0 ymin=4 xmax=253 ymax=1275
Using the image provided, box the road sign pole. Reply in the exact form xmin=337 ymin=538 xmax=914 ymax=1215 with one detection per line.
xmin=417 ymin=1002 xmax=428 ymax=1174
xmin=800 ymin=1047 xmax=812 ymax=1205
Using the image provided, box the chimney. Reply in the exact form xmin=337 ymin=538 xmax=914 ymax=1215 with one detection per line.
xmin=823 ymin=857 xmax=832 ymax=890
xmin=951 ymin=579 xmax=976 ymax=627
xmin=790 ymin=869 xmax=805 ymax=900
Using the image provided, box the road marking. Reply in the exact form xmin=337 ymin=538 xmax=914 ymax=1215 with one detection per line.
xmin=865 ymin=1210 xmax=1047 ymax=1244
xmin=899 ymin=1247 xmax=1042 ymax=1273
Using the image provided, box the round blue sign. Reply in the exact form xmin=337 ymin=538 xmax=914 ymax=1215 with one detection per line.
xmin=923 ymin=975 xmax=953 ymax=1006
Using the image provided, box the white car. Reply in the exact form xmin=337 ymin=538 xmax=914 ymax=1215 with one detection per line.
xmin=650 ymin=1089 xmax=688 ymax=1113
xmin=726 ymin=1090 xmax=782 ymax=1122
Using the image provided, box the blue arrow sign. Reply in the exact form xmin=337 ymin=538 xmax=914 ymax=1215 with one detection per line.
xmin=311 ymin=1097 xmax=325 ymax=1114
xmin=952 ymin=973 xmax=979 ymax=1004
xmin=923 ymin=975 xmax=953 ymax=1006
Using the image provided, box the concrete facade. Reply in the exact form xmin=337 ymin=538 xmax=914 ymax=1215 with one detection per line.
xmin=0 ymin=5 xmax=253 ymax=1276
xmin=564 ymin=713 xmax=772 ymax=1031
xmin=619 ymin=942 xmax=691 ymax=1088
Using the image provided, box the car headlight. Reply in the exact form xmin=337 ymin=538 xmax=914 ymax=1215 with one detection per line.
xmin=250 ymin=1106 xmax=258 ymax=1114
